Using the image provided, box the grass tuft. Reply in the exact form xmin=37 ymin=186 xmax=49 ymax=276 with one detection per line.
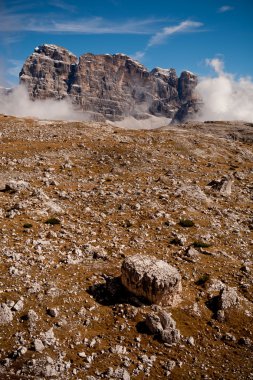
xmin=179 ymin=219 xmax=195 ymax=228
xmin=192 ymin=240 xmax=212 ymax=248
xmin=45 ymin=217 xmax=61 ymax=225
xmin=195 ymin=273 xmax=210 ymax=286
xmin=23 ymin=223 xmax=33 ymax=229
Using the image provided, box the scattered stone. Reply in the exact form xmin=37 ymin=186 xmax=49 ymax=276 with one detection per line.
xmin=2 ymin=180 xmax=29 ymax=193
xmin=218 ymin=287 xmax=240 ymax=310
xmin=145 ymin=309 xmax=181 ymax=344
xmin=187 ymin=336 xmax=195 ymax=346
xmin=111 ymin=345 xmax=127 ymax=355
xmin=121 ymin=255 xmax=182 ymax=306
xmin=47 ymin=308 xmax=58 ymax=317
xmin=34 ymin=339 xmax=45 ymax=352
xmin=0 ymin=303 xmax=13 ymax=324
xmin=41 ymin=328 xmax=56 ymax=346
xmin=207 ymin=175 xmax=233 ymax=196
xmin=27 ymin=309 xmax=39 ymax=322
xmin=18 ymin=346 xmax=27 ymax=355
xmin=12 ymin=299 xmax=24 ymax=312
xmin=222 ymin=333 xmax=236 ymax=342
xmin=238 ymin=337 xmax=252 ymax=346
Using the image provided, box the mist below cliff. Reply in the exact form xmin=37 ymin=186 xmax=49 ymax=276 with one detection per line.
xmin=0 ymin=85 xmax=89 ymax=121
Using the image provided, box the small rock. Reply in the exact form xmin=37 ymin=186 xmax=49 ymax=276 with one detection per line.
xmin=34 ymin=339 xmax=45 ymax=352
xmin=218 ymin=287 xmax=240 ymax=310
xmin=145 ymin=313 xmax=163 ymax=334
xmin=0 ymin=303 xmax=13 ymax=324
xmin=145 ymin=309 xmax=181 ymax=344
xmin=27 ymin=309 xmax=39 ymax=322
xmin=160 ymin=327 xmax=181 ymax=344
xmin=187 ymin=336 xmax=195 ymax=346
xmin=12 ymin=299 xmax=24 ymax=312
xmin=222 ymin=333 xmax=236 ymax=342
xmin=19 ymin=346 xmax=27 ymax=355
xmin=41 ymin=328 xmax=56 ymax=346
xmin=238 ymin=337 xmax=252 ymax=346
xmin=47 ymin=308 xmax=58 ymax=317
xmin=111 ymin=345 xmax=127 ymax=355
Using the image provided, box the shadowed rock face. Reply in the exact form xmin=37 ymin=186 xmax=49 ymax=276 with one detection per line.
xmin=19 ymin=44 xmax=198 ymax=121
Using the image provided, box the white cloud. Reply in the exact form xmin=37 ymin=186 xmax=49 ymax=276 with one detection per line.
xmin=196 ymin=58 xmax=253 ymax=122
xmin=0 ymin=85 xmax=90 ymax=121
xmin=205 ymin=58 xmax=224 ymax=75
xmin=131 ymin=20 xmax=204 ymax=62
xmin=148 ymin=20 xmax=203 ymax=47
xmin=0 ymin=9 xmax=162 ymax=35
xmin=218 ymin=5 xmax=234 ymax=13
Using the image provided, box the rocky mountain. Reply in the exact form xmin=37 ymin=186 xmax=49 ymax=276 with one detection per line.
xmin=19 ymin=44 xmax=199 ymax=122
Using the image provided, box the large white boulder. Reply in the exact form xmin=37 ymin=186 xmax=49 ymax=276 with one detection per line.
xmin=121 ymin=255 xmax=182 ymax=306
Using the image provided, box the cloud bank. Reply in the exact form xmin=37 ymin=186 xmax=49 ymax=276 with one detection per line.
xmin=0 ymin=85 xmax=89 ymax=121
xmin=196 ymin=58 xmax=253 ymax=122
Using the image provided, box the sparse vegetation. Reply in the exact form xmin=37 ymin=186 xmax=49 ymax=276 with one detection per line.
xmin=179 ymin=219 xmax=195 ymax=227
xmin=45 ymin=217 xmax=61 ymax=225
xmin=195 ymin=273 xmax=210 ymax=286
xmin=23 ymin=223 xmax=33 ymax=229
xmin=169 ymin=237 xmax=183 ymax=246
xmin=192 ymin=240 xmax=212 ymax=248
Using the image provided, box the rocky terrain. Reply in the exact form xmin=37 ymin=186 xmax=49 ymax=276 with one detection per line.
xmin=19 ymin=44 xmax=198 ymax=122
xmin=0 ymin=114 xmax=253 ymax=379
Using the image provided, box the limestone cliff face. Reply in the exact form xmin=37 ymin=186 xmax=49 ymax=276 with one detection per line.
xmin=19 ymin=44 xmax=198 ymax=121
xmin=19 ymin=45 xmax=78 ymax=100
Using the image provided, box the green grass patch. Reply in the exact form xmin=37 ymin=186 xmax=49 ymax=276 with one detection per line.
xmin=45 ymin=217 xmax=61 ymax=225
xmin=179 ymin=219 xmax=195 ymax=228
xmin=23 ymin=223 xmax=33 ymax=229
xmin=192 ymin=240 xmax=212 ymax=248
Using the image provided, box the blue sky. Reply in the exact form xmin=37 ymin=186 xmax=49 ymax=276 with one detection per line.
xmin=0 ymin=0 xmax=253 ymax=87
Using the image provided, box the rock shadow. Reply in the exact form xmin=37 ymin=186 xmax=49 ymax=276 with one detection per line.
xmin=87 ymin=276 xmax=150 ymax=307
xmin=136 ymin=321 xmax=152 ymax=335
xmin=205 ymin=295 xmax=220 ymax=318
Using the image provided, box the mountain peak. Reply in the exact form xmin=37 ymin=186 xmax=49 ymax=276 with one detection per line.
xmin=19 ymin=44 xmax=198 ymax=122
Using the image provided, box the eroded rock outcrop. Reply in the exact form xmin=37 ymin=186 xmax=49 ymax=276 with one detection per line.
xmin=121 ymin=255 xmax=182 ymax=306
xmin=19 ymin=44 xmax=198 ymax=121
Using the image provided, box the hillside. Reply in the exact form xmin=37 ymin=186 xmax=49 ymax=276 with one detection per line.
xmin=0 ymin=115 xmax=252 ymax=379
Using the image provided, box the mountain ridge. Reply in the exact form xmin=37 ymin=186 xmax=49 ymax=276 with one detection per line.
xmin=19 ymin=44 xmax=199 ymax=122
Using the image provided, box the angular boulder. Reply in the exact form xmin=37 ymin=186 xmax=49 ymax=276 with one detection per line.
xmin=121 ymin=255 xmax=182 ymax=306
xmin=145 ymin=309 xmax=181 ymax=344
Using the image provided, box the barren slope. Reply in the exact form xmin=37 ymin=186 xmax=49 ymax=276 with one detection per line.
xmin=0 ymin=115 xmax=252 ymax=379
